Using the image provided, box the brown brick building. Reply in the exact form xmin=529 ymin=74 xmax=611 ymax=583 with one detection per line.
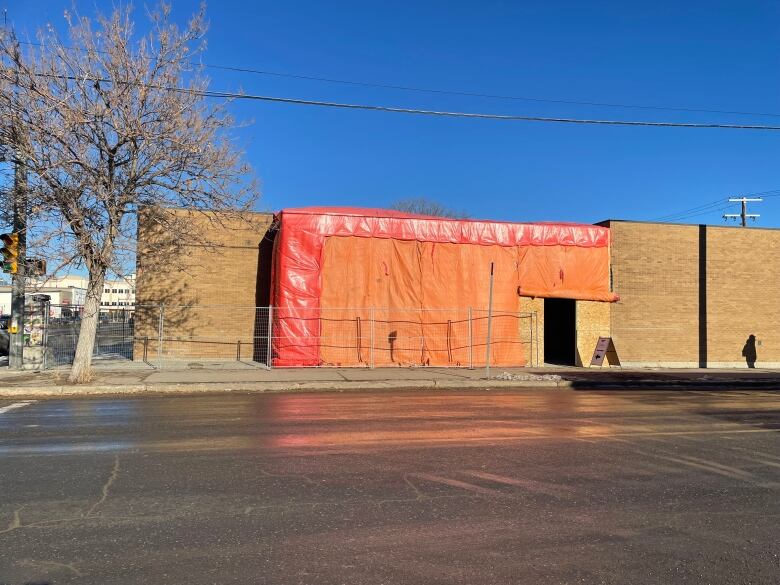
xmin=601 ymin=220 xmax=780 ymax=368
xmin=134 ymin=209 xmax=275 ymax=362
xmin=134 ymin=210 xmax=780 ymax=368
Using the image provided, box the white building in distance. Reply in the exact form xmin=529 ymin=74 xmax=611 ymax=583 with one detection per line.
xmin=0 ymin=274 xmax=136 ymax=317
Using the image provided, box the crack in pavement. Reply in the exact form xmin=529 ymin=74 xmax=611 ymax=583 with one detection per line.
xmin=403 ymin=474 xmax=427 ymax=500
xmin=0 ymin=505 xmax=25 ymax=534
xmin=0 ymin=514 xmax=167 ymax=536
xmin=17 ymin=558 xmax=84 ymax=577
xmin=257 ymin=467 xmax=315 ymax=485
xmin=85 ymin=454 xmax=121 ymax=517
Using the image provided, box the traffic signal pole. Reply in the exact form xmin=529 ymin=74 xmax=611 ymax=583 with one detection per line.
xmin=6 ymin=43 xmax=26 ymax=370
xmin=9 ymin=157 xmax=26 ymax=369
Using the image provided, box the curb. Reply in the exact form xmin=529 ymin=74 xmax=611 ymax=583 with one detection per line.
xmin=0 ymin=378 xmax=567 ymax=398
xmin=1 ymin=378 xmax=778 ymax=399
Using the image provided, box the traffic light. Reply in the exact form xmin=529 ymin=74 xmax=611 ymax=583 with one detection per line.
xmin=0 ymin=233 xmax=19 ymax=274
xmin=25 ymin=257 xmax=46 ymax=277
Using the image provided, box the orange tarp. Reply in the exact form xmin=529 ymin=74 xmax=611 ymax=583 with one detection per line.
xmin=517 ymin=244 xmax=614 ymax=301
xmin=320 ymin=237 xmax=532 ymax=366
xmin=271 ymin=207 xmax=616 ymax=366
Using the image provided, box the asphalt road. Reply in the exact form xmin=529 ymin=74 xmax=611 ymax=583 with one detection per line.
xmin=0 ymin=388 xmax=779 ymax=585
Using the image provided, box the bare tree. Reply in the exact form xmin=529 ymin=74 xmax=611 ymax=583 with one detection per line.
xmin=390 ymin=197 xmax=469 ymax=219
xmin=0 ymin=3 xmax=258 ymax=381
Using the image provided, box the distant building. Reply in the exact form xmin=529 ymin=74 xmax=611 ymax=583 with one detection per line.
xmin=99 ymin=275 xmax=137 ymax=312
xmin=0 ymin=283 xmax=86 ymax=318
xmin=0 ymin=273 xmax=136 ymax=317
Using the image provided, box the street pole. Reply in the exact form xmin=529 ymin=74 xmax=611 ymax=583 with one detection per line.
xmin=8 ymin=129 xmax=27 ymax=370
xmin=5 ymin=40 xmax=27 ymax=370
xmin=723 ymin=197 xmax=762 ymax=227
xmin=485 ymin=262 xmax=494 ymax=379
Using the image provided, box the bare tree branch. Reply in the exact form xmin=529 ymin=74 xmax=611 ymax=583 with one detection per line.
xmin=0 ymin=3 xmax=259 ymax=381
xmin=390 ymin=197 xmax=469 ymax=219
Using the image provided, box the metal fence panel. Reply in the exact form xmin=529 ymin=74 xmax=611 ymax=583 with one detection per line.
xmin=41 ymin=304 xmax=534 ymax=370
xmin=46 ymin=305 xmax=137 ymax=367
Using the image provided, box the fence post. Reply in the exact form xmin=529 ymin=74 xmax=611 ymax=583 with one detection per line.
xmin=42 ymin=302 xmax=50 ymax=370
xmin=468 ymin=307 xmax=473 ymax=370
xmin=485 ymin=263 xmax=495 ymax=379
xmin=529 ymin=313 xmax=533 ymax=367
xmin=369 ymin=307 xmax=375 ymax=369
xmin=143 ymin=336 xmax=149 ymax=363
xmin=446 ymin=319 xmax=453 ymax=363
xmin=237 ymin=340 xmax=241 ymax=361
xmin=266 ymin=305 xmax=273 ymax=371
xmin=157 ymin=303 xmax=164 ymax=367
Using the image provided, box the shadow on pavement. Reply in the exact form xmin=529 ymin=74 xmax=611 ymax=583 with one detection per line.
xmin=565 ymin=370 xmax=780 ymax=392
xmin=692 ymin=408 xmax=780 ymax=431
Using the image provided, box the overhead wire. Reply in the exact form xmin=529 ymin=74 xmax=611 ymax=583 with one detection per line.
xmin=200 ymin=62 xmax=780 ymax=119
xmin=652 ymin=189 xmax=780 ymax=223
xmin=11 ymin=69 xmax=780 ymax=131
xmin=183 ymin=90 xmax=780 ymax=130
xmin=653 ymin=199 xmax=731 ymax=221
xmin=13 ymin=38 xmax=780 ymax=120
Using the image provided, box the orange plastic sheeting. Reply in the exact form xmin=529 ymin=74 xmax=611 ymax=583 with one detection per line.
xmin=517 ymin=244 xmax=615 ymax=301
xmin=271 ymin=207 xmax=614 ymax=366
xmin=418 ymin=242 xmax=525 ymax=366
xmin=319 ymin=238 xmax=423 ymax=366
xmin=319 ymin=237 xmax=529 ymax=367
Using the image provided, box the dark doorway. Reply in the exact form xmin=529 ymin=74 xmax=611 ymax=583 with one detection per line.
xmin=544 ymin=298 xmax=576 ymax=365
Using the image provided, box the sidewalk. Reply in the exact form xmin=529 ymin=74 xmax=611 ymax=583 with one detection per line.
xmin=1 ymin=362 xmax=779 ymax=397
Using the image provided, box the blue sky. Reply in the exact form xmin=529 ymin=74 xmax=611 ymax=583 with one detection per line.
xmin=6 ymin=0 xmax=780 ymax=226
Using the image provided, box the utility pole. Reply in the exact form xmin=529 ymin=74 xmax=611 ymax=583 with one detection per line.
xmin=8 ymin=35 xmax=27 ymax=369
xmin=723 ymin=197 xmax=762 ymax=227
xmin=9 ymin=154 xmax=27 ymax=369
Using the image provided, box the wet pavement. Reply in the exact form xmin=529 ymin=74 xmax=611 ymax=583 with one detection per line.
xmin=0 ymin=388 xmax=779 ymax=584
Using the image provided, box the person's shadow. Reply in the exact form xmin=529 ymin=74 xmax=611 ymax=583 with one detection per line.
xmin=741 ymin=334 xmax=757 ymax=368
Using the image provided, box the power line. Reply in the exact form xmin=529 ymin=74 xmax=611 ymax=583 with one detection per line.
xmin=193 ymin=90 xmax=780 ymax=130
xmin=659 ymin=205 xmax=733 ymax=223
xmin=14 ymin=39 xmax=780 ymax=120
xmin=653 ymin=189 xmax=780 ymax=223
xmin=205 ymin=63 xmax=780 ymax=119
xmin=8 ymin=68 xmax=780 ymax=131
xmin=653 ymin=198 xmax=727 ymax=221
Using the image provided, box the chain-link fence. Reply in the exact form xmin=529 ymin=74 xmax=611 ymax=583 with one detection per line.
xmin=41 ymin=304 xmax=538 ymax=369
xmin=272 ymin=306 xmax=537 ymax=367
xmin=46 ymin=305 xmax=137 ymax=368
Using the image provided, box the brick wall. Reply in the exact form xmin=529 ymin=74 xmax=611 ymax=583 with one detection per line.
xmin=134 ymin=208 xmax=275 ymax=361
xmin=520 ymin=297 xmax=544 ymax=367
xmin=575 ymin=300 xmax=611 ymax=367
xmin=605 ymin=220 xmax=780 ymax=368
xmin=707 ymin=226 xmax=780 ymax=366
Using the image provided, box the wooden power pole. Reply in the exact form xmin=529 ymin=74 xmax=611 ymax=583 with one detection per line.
xmin=723 ymin=197 xmax=762 ymax=227
xmin=8 ymin=154 xmax=27 ymax=369
xmin=7 ymin=37 xmax=27 ymax=369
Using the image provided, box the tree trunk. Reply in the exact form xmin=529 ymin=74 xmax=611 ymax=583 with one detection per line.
xmin=68 ymin=270 xmax=106 ymax=383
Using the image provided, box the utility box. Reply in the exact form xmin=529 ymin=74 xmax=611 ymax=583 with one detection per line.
xmin=22 ymin=295 xmax=51 ymax=370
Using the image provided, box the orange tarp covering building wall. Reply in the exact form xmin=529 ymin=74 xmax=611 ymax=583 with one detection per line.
xmin=271 ymin=207 xmax=617 ymax=367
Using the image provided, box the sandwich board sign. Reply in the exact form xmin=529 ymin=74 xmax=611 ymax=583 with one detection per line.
xmin=590 ymin=337 xmax=619 ymax=367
